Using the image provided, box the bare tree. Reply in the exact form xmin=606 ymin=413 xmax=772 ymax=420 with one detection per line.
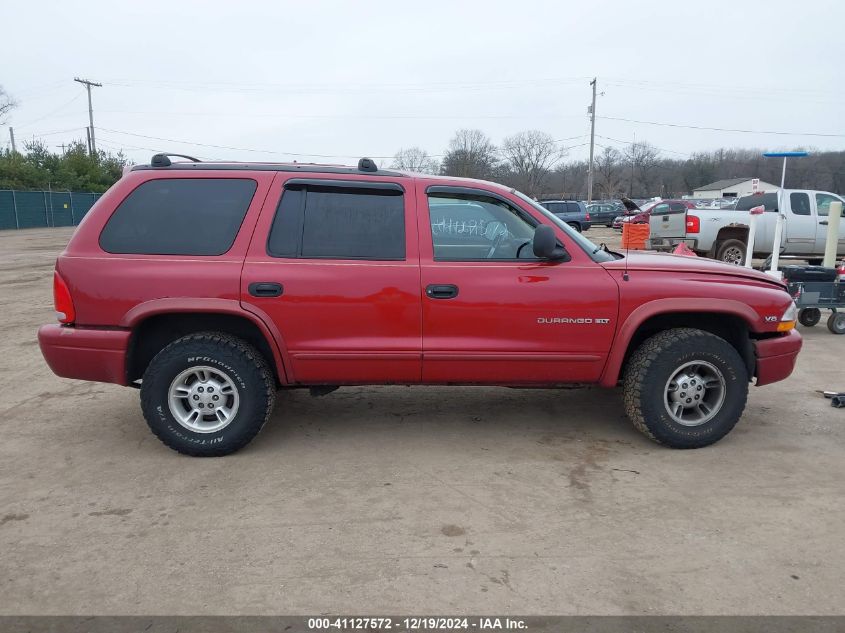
xmin=624 ymin=141 xmax=661 ymax=196
xmin=390 ymin=146 xmax=439 ymax=174
xmin=500 ymin=130 xmax=564 ymax=197
xmin=594 ymin=146 xmax=624 ymax=198
xmin=440 ymin=129 xmax=498 ymax=179
xmin=0 ymin=85 xmax=17 ymax=124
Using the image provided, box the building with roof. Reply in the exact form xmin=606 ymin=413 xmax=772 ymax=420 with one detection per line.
xmin=692 ymin=177 xmax=778 ymax=199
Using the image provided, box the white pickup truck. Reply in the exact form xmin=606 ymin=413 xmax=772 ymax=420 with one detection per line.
xmin=648 ymin=190 xmax=845 ymax=265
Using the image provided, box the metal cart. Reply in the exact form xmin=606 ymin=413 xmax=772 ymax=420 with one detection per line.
xmin=789 ymin=280 xmax=845 ymax=334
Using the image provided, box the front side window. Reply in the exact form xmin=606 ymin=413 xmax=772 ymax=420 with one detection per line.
xmin=429 ymin=193 xmax=537 ymax=260
xmin=815 ymin=193 xmax=843 ymax=217
xmin=100 ymin=178 xmax=257 ymax=255
xmin=267 ymin=184 xmax=405 ymax=260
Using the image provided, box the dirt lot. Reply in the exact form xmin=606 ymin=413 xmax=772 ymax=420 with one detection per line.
xmin=1 ymin=227 xmax=843 ymax=615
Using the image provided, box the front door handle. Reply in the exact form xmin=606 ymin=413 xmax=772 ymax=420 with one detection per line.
xmin=819 ymin=220 xmax=829 ymax=226
xmin=426 ymin=284 xmax=459 ymax=299
xmin=248 ymin=282 xmax=284 ymax=297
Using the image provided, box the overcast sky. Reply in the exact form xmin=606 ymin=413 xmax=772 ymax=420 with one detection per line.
xmin=2 ymin=0 xmax=843 ymax=167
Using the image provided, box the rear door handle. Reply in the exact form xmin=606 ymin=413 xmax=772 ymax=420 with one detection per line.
xmin=248 ymin=282 xmax=284 ymax=297
xmin=819 ymin=220 xmax=829 ymax=225
xmin=426 ymin=284 xmax=459 ymax=299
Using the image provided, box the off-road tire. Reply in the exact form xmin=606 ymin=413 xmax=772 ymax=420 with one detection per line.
xmin=622 ymin=328 xmax=748 ymax=448
xmin=716 ymin=239 xmax=747 ymax=266
xmin=798 ymin=307 xmax=821 ymax=327
xmin=140 ymin=332 xmax=275 ymax=456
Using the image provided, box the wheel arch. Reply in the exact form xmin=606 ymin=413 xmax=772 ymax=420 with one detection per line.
xmin=600 ymin=300 xmax=758 ymax=387
xmin=122 ymin=299 xmax=290 ymax=385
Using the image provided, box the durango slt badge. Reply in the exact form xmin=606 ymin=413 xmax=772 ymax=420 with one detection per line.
xmin=537 ymin=317 xmax=610 ymax=324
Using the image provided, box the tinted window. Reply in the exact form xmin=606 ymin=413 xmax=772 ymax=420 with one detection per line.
xmin=790 ymin=192 xmax=811 ymax=216
xmin=100 ymin=178 xmax=256 ymax=255
xmin=429 ymin=193 xmax=537 ymax=260
xmin=544 ymin=202 xmax=564 ymax=213
xmin=267 ymin=185 xmax=405 ymax=260
xmin=736 ymin=193 xmax=778 ymax=212
xmin=669 ymin=202 xmax=688 ymax=213
xmin=567 ymin=202 xmax=582 ymax=213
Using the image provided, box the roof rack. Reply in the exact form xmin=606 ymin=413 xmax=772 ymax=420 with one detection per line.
xmin=150 ymin=153 xmax=202 ymax=167
xmin=134 ymin=154 xmax=403 ymax=177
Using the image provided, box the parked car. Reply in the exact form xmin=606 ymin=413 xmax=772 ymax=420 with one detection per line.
xmin=38 ymin=153 xmax=802 ymax=456
xmin=613 ymin=199 xmax=696 ymax=229
xmin=539 ymin=200 xmax=591 ymax=232
xmin=586 ymin=202 xmax=622 ymax=227
xmin=648 ymin=190 xmax=845 ymax=265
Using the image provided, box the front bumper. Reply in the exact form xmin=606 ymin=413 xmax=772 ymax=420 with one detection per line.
xmin=753 ymin=329 xmax=802 ymax=387
xmin=38 ymin=324 xmax=131 ymax=385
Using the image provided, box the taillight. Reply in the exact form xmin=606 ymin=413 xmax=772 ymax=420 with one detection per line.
xmin=686 ymin=215 xmax=700 ymax=233
xmin=585 ymin=212 xmax=591 ymax=221
xmin=53 ymin=271 xmax=75 ymax=324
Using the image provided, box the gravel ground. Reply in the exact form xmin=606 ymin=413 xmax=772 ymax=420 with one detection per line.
xmin=1 ymin=227 xmax=843 ymax=615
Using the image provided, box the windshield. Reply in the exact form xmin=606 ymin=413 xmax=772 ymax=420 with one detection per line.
xmin=512 ymin=190 xmax=619 ymax=263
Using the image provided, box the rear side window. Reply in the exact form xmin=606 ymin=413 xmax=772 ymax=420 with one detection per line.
xmin=267 ymin=184 xmax=405 ymax=260
xmin=568 ymin=202 xmax=581 ymax=213
xmin=99 ymin=178 xmax=256 ymax=255
xmin=736 ymin=193 xmax=778 ymax=212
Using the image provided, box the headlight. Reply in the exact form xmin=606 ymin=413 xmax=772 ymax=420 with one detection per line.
xmin=777 ymin=303 xmax=798 ymax=331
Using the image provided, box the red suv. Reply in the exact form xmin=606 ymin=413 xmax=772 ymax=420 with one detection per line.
xmin=38 ymin=154 xmax=802 ymax=456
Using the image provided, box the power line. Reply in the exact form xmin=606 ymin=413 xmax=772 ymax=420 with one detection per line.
xmin=96 ymin=127 xmax=587 ymax=161
xmin=597 ymin=115 xmax=845 ymax=138
xmin=13 ymin=93 xmax=83 ymax=129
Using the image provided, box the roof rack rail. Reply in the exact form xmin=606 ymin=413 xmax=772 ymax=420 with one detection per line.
xmin=358 ymin=157 xmax=378 ymax=172
xmin=151 ymin=153 xmax=201 ymax=167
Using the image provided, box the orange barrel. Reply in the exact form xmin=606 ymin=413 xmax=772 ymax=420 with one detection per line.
xmin=621 ymin=223 xmax=649 ymax=250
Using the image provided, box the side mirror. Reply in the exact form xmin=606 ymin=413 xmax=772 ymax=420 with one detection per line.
xmin=532 ymin=225 xmax=568 ymax=260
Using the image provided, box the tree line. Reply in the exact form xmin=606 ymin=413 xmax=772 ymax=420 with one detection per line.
xmin=394 ymin=129 xmax=845 ymax=199
xmin=1 ymin=127 xmax=843 ymax=198
xmin=0 ymin=140 xmax=127 ymax=193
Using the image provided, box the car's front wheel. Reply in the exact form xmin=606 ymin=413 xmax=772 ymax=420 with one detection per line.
xmin=622 ymin=328 xmax=748 ymax=448
xmin=140 ymin=332 xmax=275 ymax=456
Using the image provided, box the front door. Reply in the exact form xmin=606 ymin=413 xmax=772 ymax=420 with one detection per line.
xmin=784 ymin=191 xmax=818 ymax=254
xmin=241 ymin=175 xmax=422 ymax=384
xmin=417 ymin=184 xmax=618 ymax=384
xmin=813 ymin=192 xmax=845 ymax=255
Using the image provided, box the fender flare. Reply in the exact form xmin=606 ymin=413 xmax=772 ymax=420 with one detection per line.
xmin=120 ymin=298 xmax=292 ymax=384
xmin=599 ymin=298 xmax=760 ymax=387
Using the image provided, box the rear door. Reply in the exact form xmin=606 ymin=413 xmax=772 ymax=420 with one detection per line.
xmin=783 ymin=191 xmax=817 ymax=254
xmin=241 ymin=174 xmax=422 ymax=384
xmin=813 ymin=192 xmax=845 ymax=255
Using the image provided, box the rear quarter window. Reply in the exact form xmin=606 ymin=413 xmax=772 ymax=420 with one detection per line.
xmin=99 ymin=178 xmax=257 ymax=255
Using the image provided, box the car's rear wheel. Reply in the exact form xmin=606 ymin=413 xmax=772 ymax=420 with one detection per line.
xmin=716 ymin=239 xmax=747 ymax=265
xmin=623 ymin=328 xmax=748 ymax=448
xmin=140 ymin=332 xmax=275 ymax=456
xmin=568 ymin=222 xmax=582 ymax=233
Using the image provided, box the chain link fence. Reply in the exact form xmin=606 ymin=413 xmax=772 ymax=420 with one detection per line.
xmin=0 ymin=190 xmax=103 ymax=230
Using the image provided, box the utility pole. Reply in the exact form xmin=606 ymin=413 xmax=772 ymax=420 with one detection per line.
xmin=9 ymin=126 xmax=16 ymax=153
xmin=586 ymin=78 xmax=597 ymax=203
xmin=74 ymin=77 xmax=102 ymax=156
